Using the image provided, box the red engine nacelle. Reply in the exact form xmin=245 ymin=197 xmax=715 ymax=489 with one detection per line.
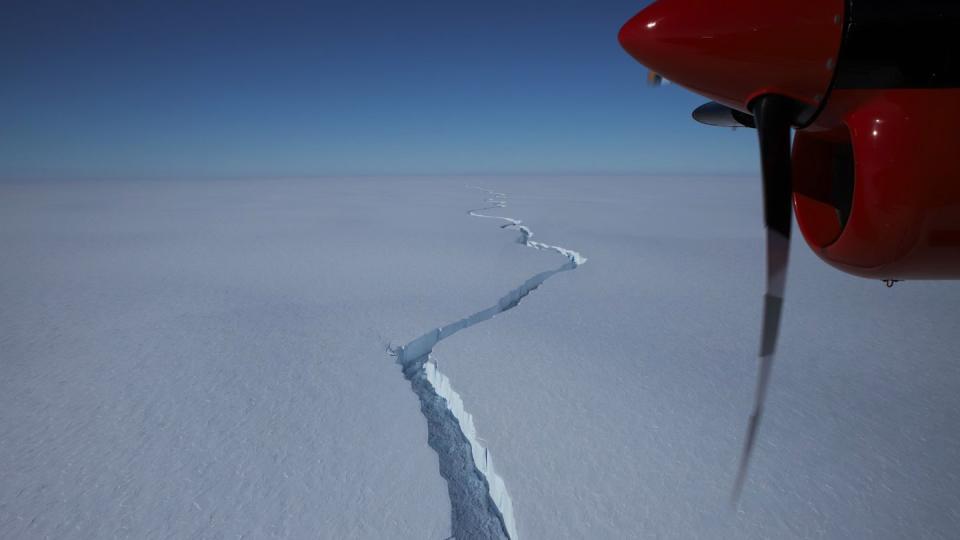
xmin=794 ymin=89 xmax=960 ymax=279
xmin=620 ymin=0 xmax=960 ymax=280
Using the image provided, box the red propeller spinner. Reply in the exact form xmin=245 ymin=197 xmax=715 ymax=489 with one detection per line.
xmin=618 ymin=0 xmax=844 ymax=117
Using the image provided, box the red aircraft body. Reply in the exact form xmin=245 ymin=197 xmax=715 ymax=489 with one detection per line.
xmin=619 ymin=0 xmax=960 ymax=497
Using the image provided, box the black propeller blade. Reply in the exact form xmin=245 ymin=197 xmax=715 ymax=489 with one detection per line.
xmin=731 ymin=95 xmax=798 ymax=503
xmin=692 ymin=101 xmax=756 ymax=129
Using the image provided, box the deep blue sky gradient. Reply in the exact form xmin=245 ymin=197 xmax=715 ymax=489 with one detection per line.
xmin=1 ymin=0 xmax=758 ymax=178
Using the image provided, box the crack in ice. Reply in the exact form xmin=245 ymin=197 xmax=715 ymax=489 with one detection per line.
xmin=391 ymin=188 xmax=586 ymax=540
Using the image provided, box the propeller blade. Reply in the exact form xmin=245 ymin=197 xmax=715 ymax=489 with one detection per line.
xmin=732 ymin=95 xmax=796 ymax=503
xmin=692 ymin=102 xmax=756 ymax=129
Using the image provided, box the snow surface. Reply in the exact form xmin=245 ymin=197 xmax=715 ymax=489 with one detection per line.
xmin=0 ymin=178 xmax=547 ymax=539
xmin=436 ymin=176 xmax=960 ymax=539
xmin=2 ymin=176 xmax=959 ymax=539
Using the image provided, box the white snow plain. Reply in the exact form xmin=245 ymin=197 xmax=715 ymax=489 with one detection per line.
xmin=2 ymin=176 xmax=960 ymax=539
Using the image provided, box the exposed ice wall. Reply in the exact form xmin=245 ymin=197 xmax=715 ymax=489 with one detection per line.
xmin=425 ymin=360 xmax=515 ymax=539
xmin=397 ymin=353 xmax=511 ymax=540
xmin=394 ymin=188 xmax=585 ymax=539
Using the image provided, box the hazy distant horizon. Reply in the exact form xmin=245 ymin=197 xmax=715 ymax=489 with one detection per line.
xmin=0 ymin=171 xmax=763 ymax=183
xmin=2 ymin=0 xmax=759 ymax=180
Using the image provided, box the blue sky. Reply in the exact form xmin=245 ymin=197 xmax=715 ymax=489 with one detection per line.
xmin=1 ymin=0 xmax=758 ymax=179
